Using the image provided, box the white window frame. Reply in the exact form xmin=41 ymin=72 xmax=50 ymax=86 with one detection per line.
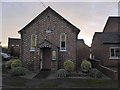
xmin=109 ymin=47 xmax=120 ymax=59
xmin=40 ymin=50 xmax=43 ymax=70
xmin=60 ymin=33 xmax=67 ymax=52
xmin=16 ymin=44 xmax=19 ymax=47
xmin=11 ymin=44 xmax=14 ymax=47
xmin=30 ymin=34 xmax=37 ymax=51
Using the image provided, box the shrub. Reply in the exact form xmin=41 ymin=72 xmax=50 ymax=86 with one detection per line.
xmin=89 ymin=68 xmax=102 ymax=78
xmin=81 ymin=60 xmax=92 ymax=73
xmin=5 ymin=60 xmax=13 ymax=69
xmin=11 ymin=59 xmax=22 ymax=68
xmin=64 ymin=60 xmax=74 ymax=72
xmin=9 ymin=67 xmax=29 ymax=76
xmin=57 ymin=69 xmax=67 ymax=78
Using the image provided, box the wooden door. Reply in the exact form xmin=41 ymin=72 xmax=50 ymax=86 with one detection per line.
xmin=42 ymin=48 xmax=51 ymax=70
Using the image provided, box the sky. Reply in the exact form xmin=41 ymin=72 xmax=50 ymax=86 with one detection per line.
xmin=0 ymin=1 xmax=119 ymax=47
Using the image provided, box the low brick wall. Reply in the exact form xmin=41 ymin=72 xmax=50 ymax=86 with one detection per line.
xmin=90 ymin=59 xmax=118 ymax=80
xmin=99 ymin=65 xmax=118 ymax=80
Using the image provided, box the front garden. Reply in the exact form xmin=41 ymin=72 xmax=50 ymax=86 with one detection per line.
xmin=3 ymin=76 xmax=118 ymax=88
xmin=2 ymin=59 xmax=118 ymax=89
xmin=57 ymin=60 xmax=104 ymax=79
xmin=2 ymin=59 xmax=30 ymax=76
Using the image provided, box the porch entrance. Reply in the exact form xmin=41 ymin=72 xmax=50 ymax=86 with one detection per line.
xmin=40 ymin=48 xmax=51 ymax=70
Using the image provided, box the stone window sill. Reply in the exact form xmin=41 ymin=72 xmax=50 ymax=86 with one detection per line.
xmin=60 ymin=50 xmax=67 ymax=52
xmin=52 ymin=59 xmax=56 ymax=61
xmin=109 ymin=57 xmax=120 ymax=60
xmin=30 ymin=49 xmax=36 ymax=52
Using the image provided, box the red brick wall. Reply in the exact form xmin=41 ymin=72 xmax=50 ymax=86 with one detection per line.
xmin=91 ymin=34 xmax=103 ymax=60
xmin=8 ymin=38 xmax=20 ymax=57
xmin=20 ymin=8 xmax=79 ymax=72
xmin=76 ymin=40 xmax=90 ymax=71
xmin=99 ymin=65 xmax=118 ymax=80
xmin=90 ymin=59 xmax=118 ymax=80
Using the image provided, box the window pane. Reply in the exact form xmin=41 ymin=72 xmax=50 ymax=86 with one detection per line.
xmin=11 ymin=44 xmax=14 ymax=47
xmin=31 ymin=34 xmax=36 ymax=49
xmin=61 ymin=41 xmax=65 ymax=47
xmin=60 ymin=33 xmax=66 ymax=51
xmin=52 ymin=51 xmax=56 ymax=60
xmin=111 ymin=48 xmax=114 ymax=57
xmin=61 ymin=34 xmax=65 ymax=41
xmin=115 ymin=48 xmax=120 ymax=57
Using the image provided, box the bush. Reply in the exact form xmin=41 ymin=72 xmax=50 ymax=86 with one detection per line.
xmin=5 ymin=60 xmax=13 ymax=69
xmin=81 ymin=60 xmax=92 ymax=73
xmin=89 ymin=68 xmax=102 ymax=78
xmin=64 ymin=60 xmax=74 ymax=72
xmin=57 ymin=69 xmax=67 ymax=78
xmin=11 ymin=59 xmax=22 ymax=68
xmin=9 ymin=67 xmax=29 ymax=76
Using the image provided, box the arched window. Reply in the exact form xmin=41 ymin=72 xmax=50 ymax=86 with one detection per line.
xmin=60 ymin=33 xmax=66 ymax=51
xmin=30 ymin=34 xmax=37 ymax=51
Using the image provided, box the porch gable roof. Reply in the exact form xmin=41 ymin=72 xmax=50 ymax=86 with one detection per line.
xmin=38 ymin=39 xmax=59 ymax=49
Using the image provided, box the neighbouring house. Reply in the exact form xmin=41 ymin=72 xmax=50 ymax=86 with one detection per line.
xmin=8 ymin=38 xmax=21 ymax=57
xmin=91 ymin=16 xmax=120 ymax=67
xmin=18 ymin=6 xmax=89 ymax=72
xmin=2 ymin=47 xmax=8 ymax=53
xmin=76 ymin=39 xmax=90 ymax=71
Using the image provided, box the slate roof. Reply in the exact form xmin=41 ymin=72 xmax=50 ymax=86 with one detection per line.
xmin=77 ymin=39 xmax=84 ymax=43
xmin=108 ymin=17 xmax=120 ymax=23
xmin=8 ymin=38 xmax=21 ymax=40
xmin=95 ymin=32 xmax=120 ymax=44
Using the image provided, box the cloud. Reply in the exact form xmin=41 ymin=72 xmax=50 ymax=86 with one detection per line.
xmin=1 ymin=0 xmax=120 ymax=2
xmin=1 ymin=2 xmax=118 ymax=46
xmin=0 ymin=3 xmax=2 ymax=42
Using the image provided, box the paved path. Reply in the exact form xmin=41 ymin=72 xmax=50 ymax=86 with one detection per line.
xmin=20 ymin=71 xmax=37 ymax=79
xmin=33 ymin=71 xmax=57 ymax=79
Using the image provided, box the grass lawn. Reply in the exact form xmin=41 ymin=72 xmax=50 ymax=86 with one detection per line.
xmin=3 ymin=76 xmax=118 ymax=88
xmin=37 ymin=78 xmax=118 ymax=88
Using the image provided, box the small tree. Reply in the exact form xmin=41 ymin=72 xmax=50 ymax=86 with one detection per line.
xmin=81 ymin=60 xmax=92 ymax=73
xmin=64 ymin=60 xmax=74 ymax=72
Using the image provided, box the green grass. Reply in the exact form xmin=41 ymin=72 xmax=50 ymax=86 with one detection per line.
xmin=38 ymin=82 xmax=61 ymax=88
xmin=37 ymin=78 xmax=118 ymax=88
xmin=4 ymin=82 xmax=26 ymax=87
xmin=3 ymin=76 xmax=118 ymax=88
